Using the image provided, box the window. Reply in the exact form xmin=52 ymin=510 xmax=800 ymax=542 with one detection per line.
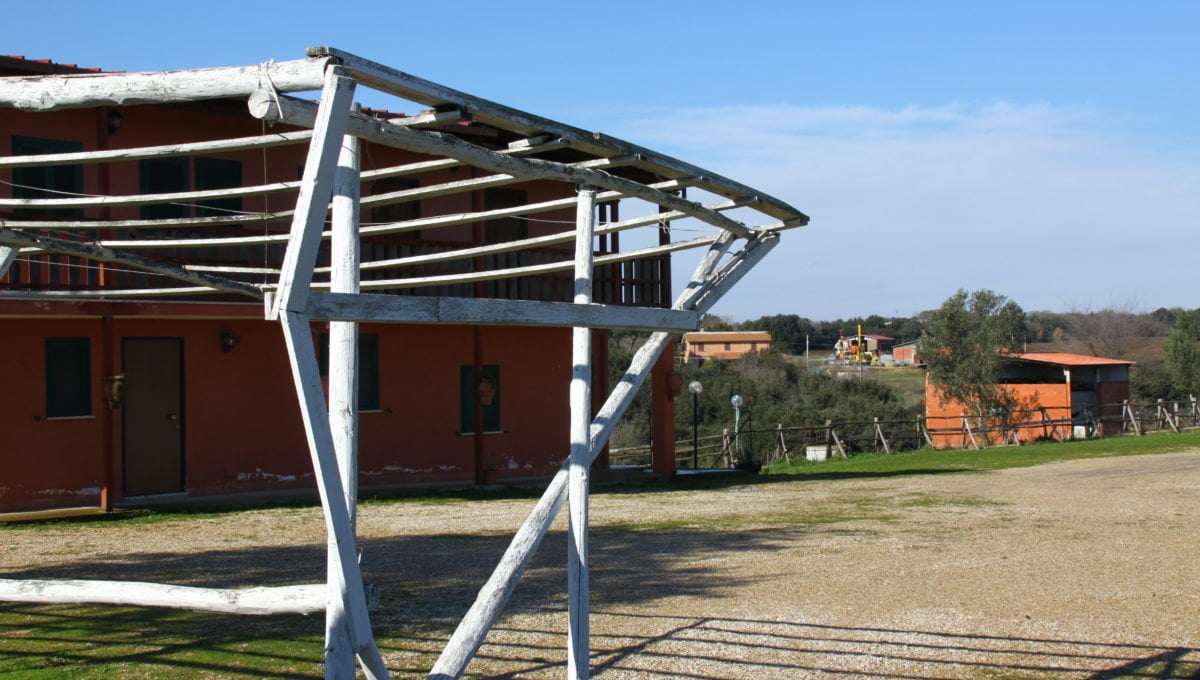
xmin=194 ymin=157 xmax=243 ymax=216
xmin=460 ymin=364 xmax=500 ymax=433
xmin=139 ymin=157 xmax=189 ymax=219
xmin=483 ymin=188 xmax=527 ymax=243
xmin=318 ymin=332 xmax=380 ymax=412
xmin=370 ymin=176 xmax=421 ymax=238
xmin=12 ymin=136 xmax=83 ymax=217
xmin=45 ymin=338 xmax=91 ymax=418
xmin=139 ymin=157 xmax=243 ymax=219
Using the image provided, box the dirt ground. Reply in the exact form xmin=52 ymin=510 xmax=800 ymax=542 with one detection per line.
xmin=3 ymin=451 xmax=1199 ymax=678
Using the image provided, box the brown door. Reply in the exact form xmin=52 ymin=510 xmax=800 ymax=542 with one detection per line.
xmin=123 ymin=338 xmax=184 ymax=496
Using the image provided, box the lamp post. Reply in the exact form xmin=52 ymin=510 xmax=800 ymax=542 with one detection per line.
xmin=730 ymin=393 xmax=743 ymax=461
xmin=688 ymin=380 xmax=703 ymax=470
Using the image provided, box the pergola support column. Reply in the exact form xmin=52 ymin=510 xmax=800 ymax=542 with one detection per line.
xmin=567 ymin=186 xmax=597 ymax=679
xmin=325 ymin=127 xmax=361 ymax=679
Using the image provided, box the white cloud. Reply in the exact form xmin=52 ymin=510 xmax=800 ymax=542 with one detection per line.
xmin=610 ymin=102 xmax=1200 ymax=320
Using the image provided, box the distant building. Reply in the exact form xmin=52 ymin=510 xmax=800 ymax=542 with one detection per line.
xmin=681 ymin=331 xmax=771 ymax=365
xmin=925 ymin=352 xmax=1133 ymax=448
xmin=892 ymin=340 xmax=921 ymax=366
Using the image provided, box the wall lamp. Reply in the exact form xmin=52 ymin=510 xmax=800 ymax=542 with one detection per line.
xmin=106 ymin=109 xmax=123 ymax=135
xmin=221 ymin=329 xmax=240 ymax=353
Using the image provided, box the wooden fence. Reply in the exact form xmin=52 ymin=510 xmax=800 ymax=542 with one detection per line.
xmin=608 ymin=395 xmax=1200 ymax=469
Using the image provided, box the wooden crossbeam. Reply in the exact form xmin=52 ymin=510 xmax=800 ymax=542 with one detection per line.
xmin=0 ymin=579 xmax=326 ymax=615
xmin=250 ymin=92 xmax=752 ymax=238
xmin=0 ymin=57 xmax=328 ymax=111
xmin=305 ymin=293 xmax=698 ymax=332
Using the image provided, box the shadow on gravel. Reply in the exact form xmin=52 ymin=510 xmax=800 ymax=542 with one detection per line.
xmin=463 ymin=610 xmax=1200 ymax=679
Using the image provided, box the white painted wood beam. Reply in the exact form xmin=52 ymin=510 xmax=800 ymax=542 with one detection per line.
xmin=353 ymin=232 xmax=725 ymax=291
xmin=0 ymin=131 xmax=312 ymax=168
xmin=310 ymin=47 xmax=807 ymax=224
xmin=305 ymin=293 xmax=698 ymax=332
xmin=325 ymin=129 xmax=361 ymax=679
xmin=0 ymin=579 xmax=326 ymax=615
xmin=0 ymin=57 xmax=328 ymax=111
xmin=567 ymin=187 xmax=597 ymax=680
xmin=271 ymin=67 xmax=357 ymax=319
xmin=249 ymin=93 xmax=751 ymax=238
xmin=278 ymin=310 xmax=389 ymax=680
xmin=0 ymin=227 xmax=262 ymax=298
xmin=0 ymin=246 xmax=16 ymax=280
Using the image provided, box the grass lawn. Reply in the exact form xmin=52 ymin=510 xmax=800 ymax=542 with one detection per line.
xmin=763 ymin=428 xmax=1200 ymax=478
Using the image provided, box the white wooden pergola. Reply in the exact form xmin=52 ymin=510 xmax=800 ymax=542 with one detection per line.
xmin=0 ymin=48 xmax=808 ymax=679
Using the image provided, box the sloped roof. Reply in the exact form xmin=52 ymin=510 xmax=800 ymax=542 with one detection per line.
xmin=1008 ymin=352 xmax=1135 ymax=367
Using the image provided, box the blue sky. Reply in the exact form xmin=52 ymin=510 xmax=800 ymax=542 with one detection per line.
xmin=6 ymin=1 xmax=1197 ymax=320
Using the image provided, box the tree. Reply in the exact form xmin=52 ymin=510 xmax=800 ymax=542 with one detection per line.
xmin=1065 ymin=303 xmax=1155 ymax=358
xmin=1164 ymin=310 xmax=1200 ymax=397
xmin=920 ymin=289 xmax=1026 ymax=418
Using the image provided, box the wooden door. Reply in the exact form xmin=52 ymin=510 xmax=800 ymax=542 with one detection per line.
xmin=123 ymin=338 xmax=184 ymax=496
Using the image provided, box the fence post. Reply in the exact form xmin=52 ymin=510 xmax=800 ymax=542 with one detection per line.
xmin=721 ymin=428 xmax=732 ymax=467
xmin=775 ymin=424 xmax=790 ymax=463
xmin=1123 ymin=400 xmax=1142 ymax=436
xmin=962 ymin=412 xmax=980 ymax=450
xmin=824 ymin=419 xmax=833 ymax=460
xmin=873 ymin=417 xmax=891 ymax=454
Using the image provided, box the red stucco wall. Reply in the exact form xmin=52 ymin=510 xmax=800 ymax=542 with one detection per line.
xmin=0 ymin=310 xmax=572 ymax=512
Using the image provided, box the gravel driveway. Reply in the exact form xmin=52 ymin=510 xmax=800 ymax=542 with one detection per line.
xmin=3 ymin=451 xmax=1198 ymax=678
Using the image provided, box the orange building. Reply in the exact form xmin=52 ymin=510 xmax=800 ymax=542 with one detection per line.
xmin=0 ymin=56 xmax=676 ymax=513
xmin=680 ymin=331 xmax=771 ymax=365
xmin=925 ymin=352 xmax=1133 ymax=448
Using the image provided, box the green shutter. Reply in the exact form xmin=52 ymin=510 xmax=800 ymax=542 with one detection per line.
xmin=45 ymin=338 xmax=91 ymax=418
xmin=460 ymin=364 xmax=500 ymax=433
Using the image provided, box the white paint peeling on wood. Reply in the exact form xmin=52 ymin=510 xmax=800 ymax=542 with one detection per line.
xmin=0 ymin=57 xmax=328 ymax=111
xmin=0 ymin=579 xmax=326 ymax=615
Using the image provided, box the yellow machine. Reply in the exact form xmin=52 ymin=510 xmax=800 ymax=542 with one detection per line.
xmin=835 ymin=324 xmax=875 ymax=365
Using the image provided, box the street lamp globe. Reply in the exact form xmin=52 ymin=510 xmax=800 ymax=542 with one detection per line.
xmin=688 ymin=380 xmax=703 ymax=395
xmin=730 ymin=394 xmax=743 ymax=408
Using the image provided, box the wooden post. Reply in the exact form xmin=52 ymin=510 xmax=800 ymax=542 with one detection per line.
xmin=650 ymin=341 xmax=677 ymax=475
xmin=325 ymin=129 xmax=361 ymax=679
xmin=873 ymin=417 xmax=891 ymax=454
xmin=824 ymin=419 xmax=834 ymax=459
xmin=1124 ymin=400 xmax=1142 ymax=436
xmin=962 ymin=413 xmax=980 ymax=450
xmin=567 ymin=186 xmax=597 ymax=680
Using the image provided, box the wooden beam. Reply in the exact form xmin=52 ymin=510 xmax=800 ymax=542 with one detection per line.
xmin=0 ymin=228 xmax=262 ymax=299
xmin=309 ymin=47 xmax=807 ymax=224
xmin=325 ymin=129 xmax=361 ymax=679
xmin=567 ymin=187 xmax=597 ymax=680
xmin=305 ymin=293 xmax=698 ymax=332
xmin=0 ymin=57 xmax=328 ymax=111
xmin=322 ymin=196 xmax=751 ymax=274
xmin=0 ymin=131 xmax=312 ymax=168
xmin=271 ymin=67 xmax=357 ymax=318
xmin=0 ymin=579 xmax=325 ymax=615
xmin=354 ymin=232 xmax=724 ymax=291
xmin=278 ymin=310 xmax=389 ymax=679
xmin=250 ymin=93 xmax=752 ymax=238
xmin=0 ymin=246 xmax=16 ymax=280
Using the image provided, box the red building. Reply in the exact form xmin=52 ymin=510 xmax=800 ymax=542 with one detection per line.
xmin=925 ymin=352 xmax=1133 ymax=448
xmin=0 ymin=56 xmax=677 ymax=513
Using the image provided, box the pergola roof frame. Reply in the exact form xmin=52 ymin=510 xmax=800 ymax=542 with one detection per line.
xmin=0 ymin=48 xmax=808 ymax=680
